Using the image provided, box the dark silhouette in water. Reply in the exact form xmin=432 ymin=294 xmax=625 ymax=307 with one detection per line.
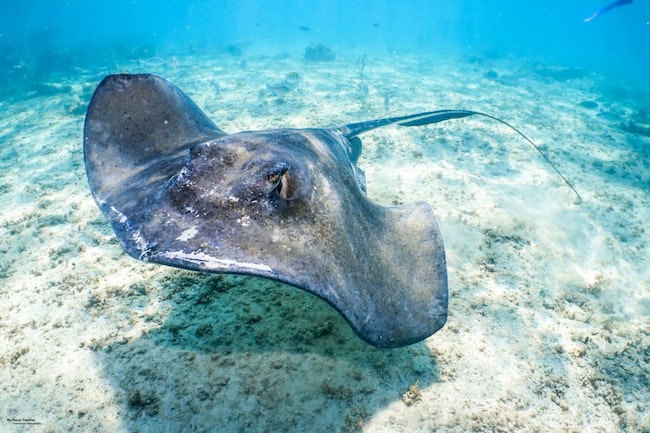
xmin=583 ymin=0 xmax=632 ymax=22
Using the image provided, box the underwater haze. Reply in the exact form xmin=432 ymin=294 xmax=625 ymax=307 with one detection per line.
xmin=1 ymin=0 xmax=650 ymax=90
xmin=1 ymin=1 xmax=649 ymax=433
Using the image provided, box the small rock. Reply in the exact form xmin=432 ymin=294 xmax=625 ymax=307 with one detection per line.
xmin=304 ymin=44 xmax=336 ymax=62
xmin=402 ymin=381 xmax=422 ymax=406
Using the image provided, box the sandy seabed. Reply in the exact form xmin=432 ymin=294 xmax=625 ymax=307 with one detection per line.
xmin=1 ymin=50 xmax=649 ymax=432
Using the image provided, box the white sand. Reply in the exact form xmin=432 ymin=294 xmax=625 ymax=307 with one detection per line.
xmin=1 ymin=51 xmax=648 ymax=432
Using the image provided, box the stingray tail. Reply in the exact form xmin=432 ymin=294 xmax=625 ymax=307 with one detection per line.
xmin=338 ymin=109 xmax=581 ymax=200
xmin=339 ymin=110 xmax=474 ymax=137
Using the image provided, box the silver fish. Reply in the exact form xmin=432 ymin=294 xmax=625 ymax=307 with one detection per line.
xmin=266 ymin=72 xmax=301 ymax=96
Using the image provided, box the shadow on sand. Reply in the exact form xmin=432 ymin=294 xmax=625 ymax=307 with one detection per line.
xmin=94 ymin=271 xmax=440 ymax=432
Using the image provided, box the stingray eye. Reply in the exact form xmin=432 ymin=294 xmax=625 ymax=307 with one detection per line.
xmin=268 ymin=172 xmax=281 ymax=185
xmin=267 ymin=169 xmax=294 ymax=200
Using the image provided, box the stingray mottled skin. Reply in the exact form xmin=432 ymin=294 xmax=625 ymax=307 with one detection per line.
xmin=84 ymin=74 xmax=566 ymax=347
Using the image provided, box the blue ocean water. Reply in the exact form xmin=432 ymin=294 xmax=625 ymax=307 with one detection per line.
xmin=1 ymin=0 xmax=648 ymax=96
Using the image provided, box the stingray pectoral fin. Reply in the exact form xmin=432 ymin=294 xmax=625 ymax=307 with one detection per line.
xmin=335 ymin=201 xmax=448 ymax=347
xmin=84 ymin=74 xmax=227 ymax=201
xmin=142 ymin=200 xmax=448 ymax=348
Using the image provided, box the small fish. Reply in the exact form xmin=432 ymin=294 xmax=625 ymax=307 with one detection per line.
xmin=266 ymin=72 xmax=301 ymax=96
xmin=583 ymin=0 xmax=632 ymax=22
xmin=298 ymin=25 xmax=311 ymax=32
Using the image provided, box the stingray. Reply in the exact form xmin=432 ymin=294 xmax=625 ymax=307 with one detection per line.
xmin=84 ymin=73 xmax=578 ymax=348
